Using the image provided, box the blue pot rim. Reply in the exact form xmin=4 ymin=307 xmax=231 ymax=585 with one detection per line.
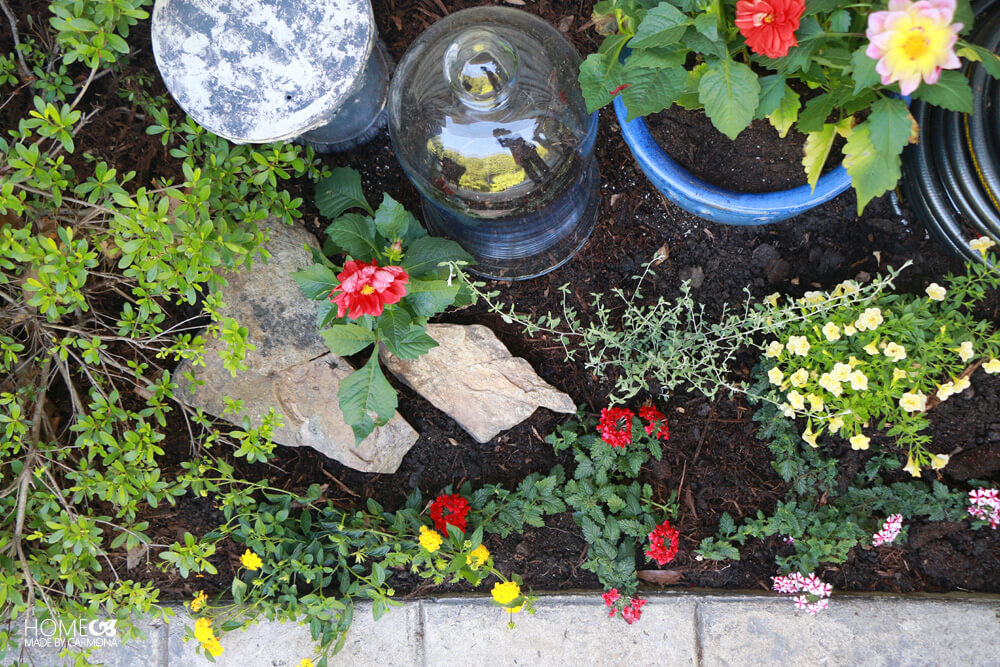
xmin=613 ymin=95 xmax=853 ymax=225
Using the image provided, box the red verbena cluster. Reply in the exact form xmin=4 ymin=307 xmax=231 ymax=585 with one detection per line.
xmin=638 ymin=405 xmax=670 ymax=440
xmin=602 ymin=589 xmax=647 ymax=624
xmin=597 ymin=407 xmax=634 ymax=448
xmin=871 ymin=514 xmax=903 ymax=546
xmin=429 ymin=494 xmax=470 ymax=534
xmin=969 ymin=488 xmax=1000 ymax=529
xmin=645 ymin=520 xmax=680 ymax=566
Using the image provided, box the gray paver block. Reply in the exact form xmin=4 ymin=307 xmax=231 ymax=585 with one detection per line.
xmin=165 ymin=603 xmax=420 ymax=666
xmin=420 ymin=594 xmax=698 ymax=666
xmin=9 ymin=616 xmax=166 ymax=667
xmin=699 ymin=596 xmax=1000 ymax=667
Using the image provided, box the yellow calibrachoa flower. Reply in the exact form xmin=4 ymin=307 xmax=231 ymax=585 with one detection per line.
xmin=849 ymin=370 xmax=868 ymax=391
xmin=802 ymin=427 xmax=819 ymax=448
xmin=780 ymin=403 xmax=795 ymax=418
xmin=803 ymin=291 xmax=826 ymax=305
xmin=984 ymin=358 xmax=1000 ymax=373
xmin=787 ymin=390 xmax=806 ymax=411
xmin=829 ymin=416 xmax=845 ymax=432
xmin=903 ymin=455 xmax=922 ymax=478
xmin=765 ymin=341 xmax=784 ymax=358
xmin=925 ymin=283 xmax=946 ymax=301
xmin=768 ymin=367 xmax=785 ymax=385
xmin=822 ymin=322 xmax=841 ymax=341
xmin=764 ymin=293 xmax=781 ymax=307
xmin=787 ymin=335 xmax=811 ymax=356
xmin=819 ymin=373 xmax=843 ymax=396
xmin=953 ymin=376 xmax=971 ymax=394
xmin=491 ymin=581 xmax=521 ymax=605
xmin=970 ymin=236 xmax=996 ymax=256
xmin=419 ymin=525 xmax=442 ymax=553
xmin=240 ymin=549 xmax=263 ymax=571
xmin=883 ymin=342 xmax=907 ymax=362
xmin=807 ymin=393 xmax=824 ymax=412
xmin=931 ymin=454 xmax=950 ymax=470
xmin=855 ymin=307 xmax=883 ymax=332
xmin=194 ymin=617 xmax=214 ymax=643
xmin=467 ymin=544 xmax=490 ymax=568
xmin=848 ymin=355 xmax=863 ymax=368
xmin=936 ymin=381 xmax=955 ymax=401
xmin=863 ymin=340 xmax=880 ymax=356
xmin=844 ymin=324 xmax=857 ymax=337
xmin=189 ymin=590 xmax=207 ymax=613
xmin=830 ymin=362 xmax=852 ymax=383
xmin=892 ymin=368 xmax=908 ymax=382
xmin=899 ymin=391 xmax=927 ymax=413
xmin=850 ymin=433 xmax=871 ymax=451
xmin=957 ymin=341 xmax=974 ymax=362
xmin=790 ymin=368 xmax=809 ymax=388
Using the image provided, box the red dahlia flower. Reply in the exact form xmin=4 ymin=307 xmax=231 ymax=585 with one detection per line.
xmin=329 ymin=259 xmax=409 ymax=319
xmin=735 ymin=0 xmax=805 ymax=59
xmin=429 ymin=494 xmax=470 ymax=534
xmin=645 ymin=520 xmax=680 ymax=566
xmin=597 ymin=407 xmax=634 ymax=448
xmin=638 ymin=405 xmax=670 ymax=440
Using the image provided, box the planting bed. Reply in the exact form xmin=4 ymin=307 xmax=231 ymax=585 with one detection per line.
xmin=7 ymin=0 xmax=1000 ymax=609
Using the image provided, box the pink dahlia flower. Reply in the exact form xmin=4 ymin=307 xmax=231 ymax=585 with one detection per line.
xmin=865 ymin=0 xmax=963 ymax=95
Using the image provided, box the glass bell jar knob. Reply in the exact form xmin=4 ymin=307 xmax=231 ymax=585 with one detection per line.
xmin=387 ymin=7 xmax=600 ymax=280
xmin=151 ymin=0 xmax=391 ymax=152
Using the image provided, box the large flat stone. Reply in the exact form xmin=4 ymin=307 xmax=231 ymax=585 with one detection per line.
xmin=381 ymin=323 xmax=576 ymax=443
xmin=420 ymin=594 xmax=698 ymax=666
xmin=698 ymin=594 xmax=1000 ymax=666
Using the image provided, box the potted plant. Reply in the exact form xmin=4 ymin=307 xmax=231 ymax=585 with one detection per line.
xmin=578 ymin=0 xmax=1000 ymax=224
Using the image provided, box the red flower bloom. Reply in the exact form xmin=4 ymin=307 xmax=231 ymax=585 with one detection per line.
xmin=621 ymin=597 xmax=647 ymax=624
xmin=638 ymin=405 xmax=670 ymax=440
xmin=734 ymin=0 xmax=805 ymax=59
xmin=645 ymin=520 xmax=680 ymax=566
xmin=602 ymin=588 xmax=620 ymax=608
xmin=329 ymin=259 xmax=409 ymax=319
xmin=597 ymin=407 xmax=634 ymax=448
xmin=429 ymin=494 xmax=470 ymax=534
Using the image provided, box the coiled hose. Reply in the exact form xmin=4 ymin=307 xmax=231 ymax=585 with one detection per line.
xmin=900 ymin=0 xmax=1000 ymax=262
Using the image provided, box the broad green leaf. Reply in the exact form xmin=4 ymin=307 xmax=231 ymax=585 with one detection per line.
xmin=326 ymin=213 xmax=380 ymax=261
xmin=621 ymin=66 xmax=688 ymax=120
xmin=802 ymin=124 xmax=837 ymax=192
xmin=373 ymin=194 xmax=417 ymax=240
xmin=320 ymin=323 xmax=376 ymax=356
xmin=843 ymin=107 xmax=908 ymax=214
xmin=912 ymin=70 xmax=973 ymax=113
xmin=401 ymin=235 xmax=473 ymax=277
xmin=625 ymin=47 xmax=686 ymax=70
xmin=629 ymin=3 xmax=690 ymax=48
xmin=315 ymin=167 xmax=373 ymax=218
xmin=699 ymin=58 xmax=760 ymax=140
xmin=796 ymin=93 xmax=836 ymax=134
xmin=958 ymin=43 xmax=1000 ymax=78
xmin=867 ymin=97 xmax=914 ymax=158
xmin=676 ymin=63 xmax=707 ymax=109
xmin=755 ymin=74 xmax=788 ymax=119
xmin=383 ymin=323 xmax=438 ymax=360
xmin=405 ymin=278 xmax=461 ymax=317
xmin=849 ymin=46 xmax=880 ymax=95
xmin=317 ymin=299 xmax=338 ymax=329
xmin=375 ymin=307 xmax=414 ymax=356
xmin=579 ymin=53 xmax=626 ymax=113
xmin=773 ymin=18 xmax=822 ymax=74
xmin=338 ymin=349 xmax=397 ymax=444
xmin=693 ymin=11 xmax=718 ymax=41
xmin=955 ymin=0 xmax=973 ymax=33
xmin=292 ymin=263 xmax=339 ymax=300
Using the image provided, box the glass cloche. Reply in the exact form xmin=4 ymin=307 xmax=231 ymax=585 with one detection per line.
xmin=388 ymin=7 xmax=600 ymax=279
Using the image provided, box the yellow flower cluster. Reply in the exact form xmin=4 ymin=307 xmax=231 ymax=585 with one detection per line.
xmin=194 ymin=617 xmax=224 ymax=657
xmin=189 ymin=590 xmax=207 ymax=613
xmin=419 ymin=525 xmax=442 ymax=553
xmin=491 ymin=581 xmax=521 ymax=605
xmin=299 ymin=659 xmax=315 ymax=667
xmin=240 ymin=549 xmax=263 ymax=571
xmin=467 ymin=544 xmax=490 ymax=568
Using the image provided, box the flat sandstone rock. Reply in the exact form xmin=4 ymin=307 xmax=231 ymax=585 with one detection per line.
xmin=381 ymin=323 xmax=576 ymax=443
xmin=175 ymin=218 xmax=417 ymax=473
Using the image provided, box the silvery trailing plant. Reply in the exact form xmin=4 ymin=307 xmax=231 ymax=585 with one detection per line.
xmin=579 ymin=0 xmax=1000 ymax=211
xmin=293 ymin=168 xmax=473 ymax=443
xmin=1 ymin=0 xmax=326 ymax=660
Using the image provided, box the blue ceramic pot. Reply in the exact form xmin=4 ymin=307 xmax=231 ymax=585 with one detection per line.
xmin=613 ymin=96 xmax=852 ymax=226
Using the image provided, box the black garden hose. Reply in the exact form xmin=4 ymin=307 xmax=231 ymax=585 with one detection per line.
xmin=900 ymin=0 xmax=1000 ymax=261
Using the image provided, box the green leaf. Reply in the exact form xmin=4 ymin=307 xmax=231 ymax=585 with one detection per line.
xmin=849 ymin=46 xmax=879 ymax=95
xmin=373 ymin=194 xmax=417 ymax=240
xmin=385 ymin=324 xmax=438 ymax=360
xmin=620 ymin=66 xmax=688 ymax=120
xmin=401 ymin=235 xmax=473 ymax=277
xmin=802 ymin=124 xmax=837 ymax=192
xmin=699 ymin=58 xmax=760 ymax=140
xmin=316 ymin=167 xmax=373 ymax=218
xmin=912 ymin=70 xmax=973 ymax=113
xmin=317 ymin=299 xmax=338 ymax=329
xmin=625 ymin=47 xmax=686 ymax=70
xmin=578 ymin=53 xmax=624 ymax=113
xmin=581 ymin=516 xmax=602 ymax=544
xmin=693 ymin=12 xmax=718 ymax=41
xmin=843 ymin=98 xmax=911 ymax=214
xmin=338 ymin=349 xmax=397 ymax=444
xmin=629 ymin=3 xmax=691 ymax=49
xmin=320 ymin=323 xmax=377 ymax=356
xmin=959 ymin=43 xmax=1000 ymax=79
xmin=405 ymin=278 xmax=461 ymax=317
xmin=292 ymin=263 xmax=339 ymax=300
xmin=326 ymin=213 xmax=380 ymax=261
xmin=796 ymin=93 xmax=836 ymax=134
xmin=867 ymin=97 xmax=913 ymax=158
xmin=755 ymin=74 xmax=788 ymax=119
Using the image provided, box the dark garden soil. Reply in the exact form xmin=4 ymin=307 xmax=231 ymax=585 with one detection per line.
xmin=8 ymin=0 xmax=1000 ymax=604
